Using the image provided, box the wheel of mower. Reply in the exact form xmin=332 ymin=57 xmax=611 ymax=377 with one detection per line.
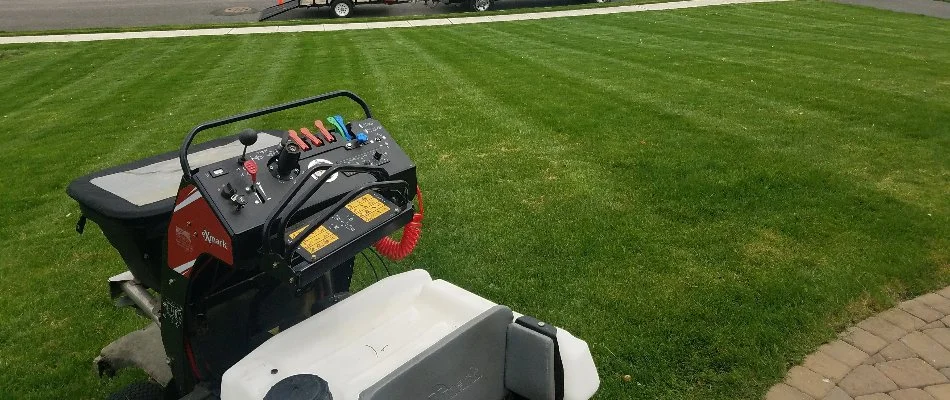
xmin=329 ymin=0 xmax=354 ymax=18
xmin=107 ymin=381 xmax=163 ymax=400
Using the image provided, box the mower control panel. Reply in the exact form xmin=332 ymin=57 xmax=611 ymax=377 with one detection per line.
xmin=193 ymin=117 xmax=416 ymax=268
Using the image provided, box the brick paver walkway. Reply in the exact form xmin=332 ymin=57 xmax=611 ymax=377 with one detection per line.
xmin=768 ymin=287 xmax=950 ymax=400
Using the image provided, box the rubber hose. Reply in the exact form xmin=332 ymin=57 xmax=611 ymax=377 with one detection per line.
xmin=374 ymin=185 xmax=423 ymax=261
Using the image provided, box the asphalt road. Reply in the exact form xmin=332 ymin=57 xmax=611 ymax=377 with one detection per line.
xmin=0 ymin=0 xmax=583 ymax=32
xmin=831 ymin=0 xmax=950 ymax=19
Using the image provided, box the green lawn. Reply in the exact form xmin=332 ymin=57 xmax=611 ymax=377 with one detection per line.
xmin=0 ymin=1 xmax=948 ymax=399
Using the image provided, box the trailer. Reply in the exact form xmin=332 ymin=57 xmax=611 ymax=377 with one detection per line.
xmin=261 ymin=0 xmax=410 ymax=19
xmin=260 ymin=0 xmax=605 ymax=19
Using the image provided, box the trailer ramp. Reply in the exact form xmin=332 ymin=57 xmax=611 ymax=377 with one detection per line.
xmin=260 ymin=0 xmax=302 ymax=21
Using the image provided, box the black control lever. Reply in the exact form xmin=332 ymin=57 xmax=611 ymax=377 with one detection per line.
xmin=221 ymin=181 xmax=249 ymax=210
xmin=273 ymin=140 xmax=302 ymax=180
xmin=238 ymin=128 xmax=258 ymax=162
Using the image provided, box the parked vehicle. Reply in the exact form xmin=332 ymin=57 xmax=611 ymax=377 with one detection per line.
xmin=261 ymin=0 xmax=609 ymax=19
xmin=261 ymin=0 xmax=411 ymax=19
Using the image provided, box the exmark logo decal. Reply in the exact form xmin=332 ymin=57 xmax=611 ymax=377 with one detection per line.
xmin=201 ymin=230 xmax=228 ymax=250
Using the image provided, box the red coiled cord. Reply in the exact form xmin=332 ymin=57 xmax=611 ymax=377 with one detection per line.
xmin=374 ymin=185 xmax=423 ymax=260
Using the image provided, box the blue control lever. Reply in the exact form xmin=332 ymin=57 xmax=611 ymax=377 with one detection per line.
xmin=330 ymin=115 xmax=351 ymax=140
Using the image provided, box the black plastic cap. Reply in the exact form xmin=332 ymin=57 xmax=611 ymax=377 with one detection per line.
xmin=264 ymin=374 xmax=332 ymax=400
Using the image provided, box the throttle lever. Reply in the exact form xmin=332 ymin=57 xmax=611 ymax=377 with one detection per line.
xmin=243 ymin=160 xmax=258 ymax=183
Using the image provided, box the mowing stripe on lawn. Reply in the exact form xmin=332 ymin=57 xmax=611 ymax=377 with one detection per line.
xmin=584 ymin=9 xmax=949 ymax=100
xmin=738 ymin=6 xmax=948 ymax=43
xmin=685 ymin=7 xmax=950 ymax=59
xmin=578 ymin=18 xmax=942 ymax=107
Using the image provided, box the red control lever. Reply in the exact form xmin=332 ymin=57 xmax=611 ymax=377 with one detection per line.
xmin=288 ymin=130 xmax=309 ymax=150
xmin=243 ymin=160 xmax=258 ymax=183
xmin=299 ymin=127 xmax=323 ymax=147
xmin=314 ymin=120 xmax=335 ymax=142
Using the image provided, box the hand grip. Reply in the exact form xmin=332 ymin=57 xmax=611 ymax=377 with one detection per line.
xmin=260 ymin=163 xmax=391 ymax=249
xmin=282 ymin=180 xmax=411 ymax=260
xmin=179 ymin=91 xmax=372 ymax=182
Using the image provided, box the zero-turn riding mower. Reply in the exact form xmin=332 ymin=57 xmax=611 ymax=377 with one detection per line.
xmin=68 ymin=91 xmax=600 ymax=400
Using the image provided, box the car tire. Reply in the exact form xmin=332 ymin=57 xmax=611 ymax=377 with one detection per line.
xmin=329 ymin=0 xmax=355 ymax=18
xmin=468 ymin=0 xmax=492 ymax=12
xmin=106 ymin=381 xmax=164 ymax=400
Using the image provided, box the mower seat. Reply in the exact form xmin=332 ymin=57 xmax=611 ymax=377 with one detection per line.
xmin=221 ymin=270 xmax=600 ymax=400
xmin=66 ymin=133 xmax=282 ymax=289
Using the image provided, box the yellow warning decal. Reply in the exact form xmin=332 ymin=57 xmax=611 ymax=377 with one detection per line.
xmin=288 ymin=226 xmax=307 ymax=239
xmin=290 ymin=225 xmax=339 ymax=255
xmin=346 ymin=193 xmax=391 ymax=222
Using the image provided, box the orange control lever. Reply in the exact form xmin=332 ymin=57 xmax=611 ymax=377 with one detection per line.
xmin=288 ymin=130 xmax=309 ymax=150
xmin=299 ymin=127 xmax=323 ymax=147
xmin=314 ymin=120 xmax=335 ymax=142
